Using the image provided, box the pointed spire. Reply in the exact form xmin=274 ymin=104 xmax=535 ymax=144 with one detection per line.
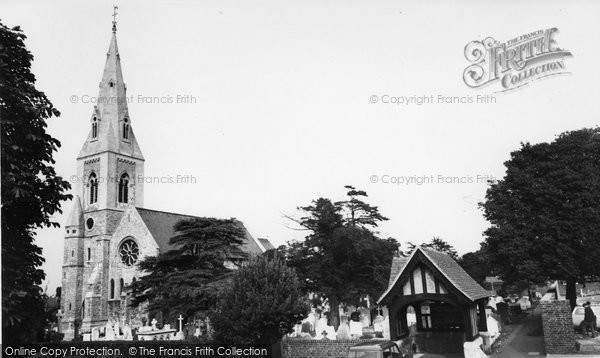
xmin=77 ymin=10 xmax=144 ymax=161
xmin=66 ymin=196 xmax=84 ymax=227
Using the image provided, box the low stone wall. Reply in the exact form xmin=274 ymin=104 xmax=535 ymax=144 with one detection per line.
xmin=282 ymin=339 xmax=376 ymax=358
xmin=540 ymin=299 xmax=577 ymax=354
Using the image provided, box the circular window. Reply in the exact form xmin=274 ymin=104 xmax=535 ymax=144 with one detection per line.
xmin=86 ymin=218 xmax=94 ymax=230
xmin=119 ymin=239 xmax=139 ymax=267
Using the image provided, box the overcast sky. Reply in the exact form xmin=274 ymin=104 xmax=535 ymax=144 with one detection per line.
xmin=2 ymin=0 xmax=599 ymax=293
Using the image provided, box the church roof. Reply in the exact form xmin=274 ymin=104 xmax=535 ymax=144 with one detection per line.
xmin=378 ymin=247 xmax=489 ymax=304
xmin=258 ymin=238 xmax=275 ymax=251
xmin=77 ymin=27 xmax=144 ymax=160
xmin=136 ymin=207 xmax=265 ymax=256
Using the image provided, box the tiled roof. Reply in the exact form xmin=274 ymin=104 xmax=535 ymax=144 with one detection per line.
xmin=379 ymin=247 xmax=489 ymax=303
xmin=258 ymin=238 xmax=275 ymax=251
xmin=420 ymin=247 xmax=490 ymax=301
xmin=136 ymin=207 xmax=264 ymax=256
xmin=388 ymin=256 xmax=409 ymax=287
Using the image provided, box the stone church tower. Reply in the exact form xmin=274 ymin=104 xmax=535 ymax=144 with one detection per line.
xmin=60 ymin=19 xmax=144 ymax=339
xmin=60 ymin=19 xmax=268 ymax=340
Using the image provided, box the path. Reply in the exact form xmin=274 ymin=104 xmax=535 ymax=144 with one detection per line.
xmin=493 ymin=310 xmax=546 ymax=358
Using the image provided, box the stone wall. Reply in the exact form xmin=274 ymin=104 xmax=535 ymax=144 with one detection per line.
xmin=282 ymin=339 xmax=376 ymax=358
xmin=540 ymin=298 xmax=577 ymax=354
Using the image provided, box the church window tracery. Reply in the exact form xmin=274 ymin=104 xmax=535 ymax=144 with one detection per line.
xmin=92 ymin=117 xmax=98 ymax=139
xmin=119 ymin=239 xmax=139 ymax=267
xmin=89 ymin=173 xmax=98 ymax=204
xmin=118 ymin=173 xmax=129 ymax=203
xmin=123 ymin=118 xmax=129 ymax=140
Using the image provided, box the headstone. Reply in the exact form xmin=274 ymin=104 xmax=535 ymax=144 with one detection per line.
xmin=382 ymin=315 xmax=390 ymax=339
xmin=359 ymin=307 xmax=371 ymax=327
xmin=123 ymin=325 xmax=133 ymax=341
xmin=57 ymin=310 xmax=63 ymax=333
xmin=164 ymin=324 xmax=171 ymax=330
xmin=114 ymin=320 xmax=120 ymax=338
xmin=105 ymin=322 xmax=115 ymax=340
xmin=373 ymin=314 xmax=384 ymax=333
xmin=151 ymin=318 xmax=158 ymax=331
xmin=175 ymin=330 xmax=185 ymax=340
xmin=325 ymin=324 xmax=336 ymax=340
xmin=83 ymin=333 xmax=91 ymax=341
xmin=315 ymin=317 xmax=328 ymax=335
xmin=336 ymin=321 xmax=350 ymax=340
xmin=91 ymin=328 xmax=100 ymax=341
xmin=349 ymin=320 xmax=362 ymax=337
xmin=178 ymin=315 xmax=184 ymax=332
xmin=301 ymin=321 xmax=312 ymax=334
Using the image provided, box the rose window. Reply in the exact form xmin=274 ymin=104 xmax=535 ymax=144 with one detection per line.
xmin=119 ymin=239 xmax=139 ymax=267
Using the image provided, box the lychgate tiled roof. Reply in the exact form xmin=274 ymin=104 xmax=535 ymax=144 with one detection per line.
xmin=420 ymin=247 xmax=489 ymax=301
xmin=388 ymin=256 xmax=409 ymax=287
xmin=378 ymin=247 xmax=489 ymax=304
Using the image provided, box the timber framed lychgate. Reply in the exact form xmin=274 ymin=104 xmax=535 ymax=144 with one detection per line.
xmin=378 ymin=247 xmax=490 ymax=354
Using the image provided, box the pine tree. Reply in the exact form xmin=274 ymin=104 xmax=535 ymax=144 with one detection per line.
xmin=130 ymin=217 xmax=247 ymax=322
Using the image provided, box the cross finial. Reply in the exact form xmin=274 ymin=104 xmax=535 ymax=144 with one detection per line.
xmin=112 ymin=5 xmax=119 ymax=33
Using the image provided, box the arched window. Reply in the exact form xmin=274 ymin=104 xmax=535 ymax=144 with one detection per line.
xmin=87 ymin=248 xmax=91 ymax=261
xmin=118 ymin=173 xmax=129 ymax=203
xmin=89 ymin=173 xmax=98 ymax=204
xmin=120 ymin=278 xmax=124 ymax=296
xmin=110 ymin=279 xmax=115 ymax=299
xmin=92 ymin=117 xmax=98 ymax=139
xmin=123 ymin=118 xmax=129 ymax=140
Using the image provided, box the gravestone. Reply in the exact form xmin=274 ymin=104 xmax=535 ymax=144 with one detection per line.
xmin=91 ymin=328 xmax=100 ymax=341
xmin=123 ymin=325 xmax=133 ymax=340
xmin=373 ymin=314 xmax=384 ymax=334
xmin=105 ymin=322 xmax=115 ymax=340
xmin=336 ymin=321 xmax=350 ymax=340
xmin=382 ymin=315 xmax=390 ymax=339
xmin=359 ymin=307 xmax=371 ymax=327
xmin=349 ymin=320 xmax=362 ymax=337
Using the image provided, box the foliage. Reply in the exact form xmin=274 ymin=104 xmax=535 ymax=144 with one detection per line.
xmin=457 ymin=249 xmax=491 ymax=285
xmin=210 ymin=255 xmax=310 ymax=344
xmin=1 ymin=21 xmax=72 ymax=342
xmin=480 ymin=128 xmax=600 ymax=308
xmin=407 ymin=237 xmax=459 ymax=261
xmin=281 ymin=186 xmax=399 ymax=328
xmin=130 ymin=218 xmax=248 ymax=322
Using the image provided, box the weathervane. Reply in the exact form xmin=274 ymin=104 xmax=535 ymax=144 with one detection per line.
xmin=112 ymin=5 xmax=119 ymax=33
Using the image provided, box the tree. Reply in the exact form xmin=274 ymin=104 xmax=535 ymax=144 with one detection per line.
xmin=480 ymin=128 xmax=600 ymax=309
xmin=458 ymin=249 xmax=491 ymax=285
xmin=410 ymin=237 xmax=459 ymax=261
xmin=210 ymin=255 xmax=310 ymax=344
xmin=1 ymin=22 xmax=72 ymax=342
xmin=130 ymin=218 xmax=248 ymax=322
xmin=282 ymin=187 xmax=399 ymax=329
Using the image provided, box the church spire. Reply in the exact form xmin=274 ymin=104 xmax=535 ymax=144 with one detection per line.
xmin=77 ymin=8 xmax=143 ymax=160
xmin=112 ymin=5 xmax=118 ymax=33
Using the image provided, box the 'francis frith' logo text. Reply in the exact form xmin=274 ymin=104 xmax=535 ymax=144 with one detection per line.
xmin=463 ymin=28 xmax=572 ymax=92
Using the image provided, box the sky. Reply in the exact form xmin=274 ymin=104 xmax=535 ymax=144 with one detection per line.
xmin=2 ymin=0 xmax=599 ymax=293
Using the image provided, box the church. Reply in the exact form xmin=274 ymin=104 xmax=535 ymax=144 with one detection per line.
xmin=60 ymin=18 xmax=272 ymax=340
